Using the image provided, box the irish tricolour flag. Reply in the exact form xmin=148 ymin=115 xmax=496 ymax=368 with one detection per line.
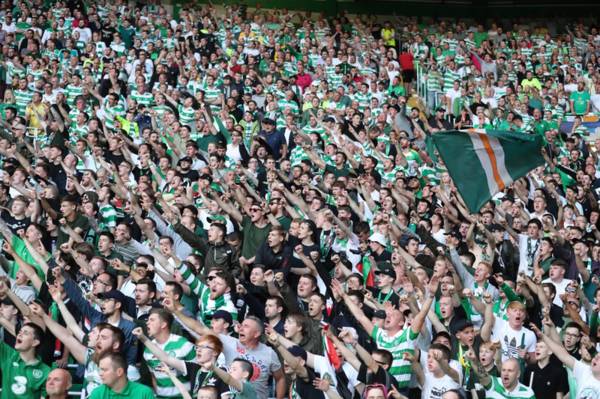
xmin=432 ymin=129 xmax=545 ymax=213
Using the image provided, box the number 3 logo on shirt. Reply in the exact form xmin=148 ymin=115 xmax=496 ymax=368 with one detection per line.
xmin=11 ymin=376 xmax=27 ymax=395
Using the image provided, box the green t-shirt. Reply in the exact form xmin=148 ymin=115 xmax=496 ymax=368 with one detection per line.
xmin=325 ymin=164 xmax=350 ymax=178
xmin=240 ymin=216 xmax=271 ymax=259
xmin=10 ymin=236 xmax=48 ymax=279
xmin=371 ymin=325 xmax=418 ymax=388
xmin=0 ymin=341 xmax=50 ymax=399
xmin=88 ymin=381 xmax=156 ymax=399
xmin=484 ymin=376 xmax=535 ymax=399
xmin=570 ymin=91 xmax=590 ymax=115
xmin=277 ymin=216 xmax=292 ymax=230
xmin=196 ymin=133 xmax=220 ymax=153
xmin=56 ymin=213 xmax=91 ymax=247
xmin=232 ymin=381 xmax=258 ymax=399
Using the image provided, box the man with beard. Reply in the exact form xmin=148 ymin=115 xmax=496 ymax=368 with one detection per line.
xmin=177 ymin=156 xmax=199 ymax=184
xmin=174 ymin=265 xmax=238 ymax=326
xmin=62 ymin=273 xmax=137 ymax=363
xmin=134 ymin=278 xmax=157 ymax=322
xmin=31 ymin=303 xmax=140 ymax=397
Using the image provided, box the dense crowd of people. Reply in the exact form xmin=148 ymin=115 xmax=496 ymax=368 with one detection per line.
xmin=1 ymin=1 xmax=600 ymax=398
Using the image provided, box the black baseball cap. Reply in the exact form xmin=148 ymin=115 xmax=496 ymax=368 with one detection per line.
xmin=211 ymin=310 xmax=233 ymax=325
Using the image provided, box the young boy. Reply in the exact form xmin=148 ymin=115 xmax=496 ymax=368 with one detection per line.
xmin=209 ymin=358 xmax=257 ymax=399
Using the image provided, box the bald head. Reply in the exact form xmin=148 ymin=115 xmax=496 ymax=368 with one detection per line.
xmin=500 ymin=358 xmax=521 ymax=389
xmin=442 ymin=390 xmax=463 ymax=399
xmin=46 ymin=368 xmax=72 ymax=397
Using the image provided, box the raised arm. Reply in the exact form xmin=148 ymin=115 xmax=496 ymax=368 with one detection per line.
xmin=210 ymin=362 xmax=244 ymax=392
xmin=541 ymin=330 xmax=575 ymax=369
xmin=480 ymin=293 xmax=495 ymax=342
xmin=411 ymin=276 xmax=439 ymax=334
xmin=156 ymin=363 xmax=192 ymax=399
xmin=133 ymin=327 xmax=186 ymax=373
xmin=48 ymin=285 xmax=86 ymax=342
xmin=29 ymin=303 xmax=87 ymax=364
xmin=0 ymin=315 xmax=16 ymax=337
xmin=210 ymin=192 xmax=244 ymax=224
xmin=435 ymin=352 xmax=460 ymax=383
xmin=164 ymin=297 xmax=213 ymax=338
xmin=465 ymin=347 xmax=491 ymax=388
xmin=266 ymin=329 xmax=309 ymax=379
xmin=2 ymin=241 xmax=43 ymax=291
xmin=332 ymin=279 xmax=375 ymax=336
xmin=325 ymin=329 xmax=362 ymax=371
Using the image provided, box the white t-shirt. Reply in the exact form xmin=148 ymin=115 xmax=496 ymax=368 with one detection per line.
xmin=445 ymin=88 xmax=462 ymax=106
xmin=418 ymin=350 xmax=463 ymax=385
xmin=591 ymin=93 xmax=600 ymax=113
xmin=542 ymin=277 xmax=573 ymax=307
xmin=421 ymin=369 xmax=460 ymax=399
xmin=574 ymin=360 xmax=600 ymax=399
xmin=312 ymin=355 xmax=338 ymax=388
xmin=518 ymin=234 xmax=540 ymax=276
xmin=491 ymin=317 xmax=537 ymax=361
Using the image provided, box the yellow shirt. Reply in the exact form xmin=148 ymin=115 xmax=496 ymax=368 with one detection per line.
xmin=381 ymin=28 xmax=396 ymax=46
xmin=25 ymin=102 xmax=48 ymax=131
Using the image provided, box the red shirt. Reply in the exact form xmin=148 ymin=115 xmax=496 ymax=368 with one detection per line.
xmin=296 ymin=72 xmax=312 ymax=92
xmin=399 ymin=52 xmax=414 ymax=71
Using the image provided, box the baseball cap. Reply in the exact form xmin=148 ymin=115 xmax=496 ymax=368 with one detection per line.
xmin=98 ymin=290 xmax=128 ymax=305
xmin=444 ymin=229 xmax=462 ymax=239
xmin=373 ymin=310 xmax=387 ymax=319
xmin=453 ymin=319 xmax=474 ymax=333
xmin=208 ymin=215 xmax=227 ymax=224
xmin=211 ymin=310 xmax=233 ymax=325
xmin=375 ymin=267 xmax=396 ymax=280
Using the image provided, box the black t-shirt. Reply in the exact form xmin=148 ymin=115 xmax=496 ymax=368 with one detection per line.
xmin=0 ymin=211 xmax=30 ymax=234
xmin=524 ymin=357 xmax=569 ymax=398
xmin=372 ymin=250 xmax=392 ymax=263
xmin=357 ymin=363 xmax=401 ymax=393
xmin=288 ymin=242 xmax=320 ymax=289
xmin=292 ymin=367 xmax=326 ymax=399
xmin=104 ymin=151 xmax=126 ymax=166
xmin=185 ymin=362 xmax=228 ymax=397
xmin=254 ymin=242 xmax=292 ymax=273
xmin=180 ymin=169 xmax=200 ymax=185
xmin=370 ymin=287 xmax=400 ymax=307
xmin=46 ymin=162 xmax=67 ymax=193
